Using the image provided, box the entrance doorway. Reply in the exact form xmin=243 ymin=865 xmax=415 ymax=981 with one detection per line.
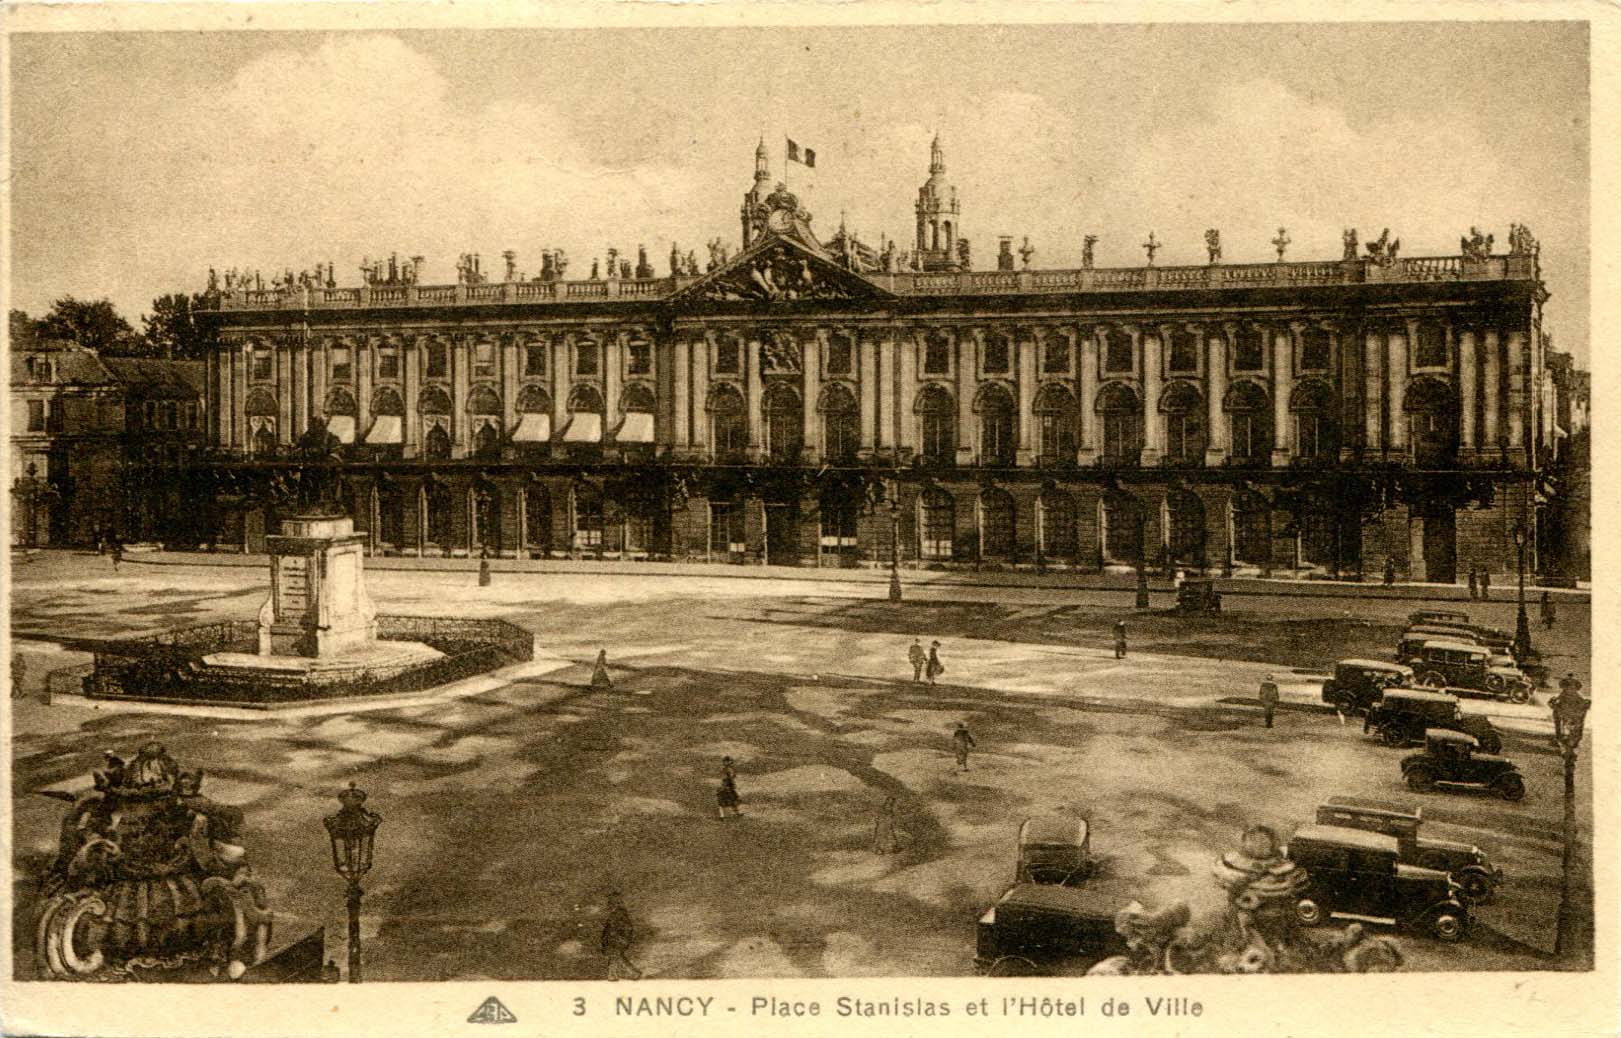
xmin=765 ymin=503 xmax=799 ymax=566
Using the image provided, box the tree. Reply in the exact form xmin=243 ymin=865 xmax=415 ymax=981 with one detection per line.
xmin=141 ymin=293 xmax=217 ymax=360
xmin=35 ymin=296 xmax=136 ymax=354
xmin=9 ymin=309 xmax=38 ymax=347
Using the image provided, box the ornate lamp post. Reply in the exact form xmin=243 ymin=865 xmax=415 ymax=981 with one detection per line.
xmin=20 ymin=462 xmax=41 ymax=548
xmin=323 ymin=782 xmax=382 ymax=983
xmin=1512 ymin=521 xmax=1532 ymax=660
xmin=1553 ymin=687 xmax=1591 ymax=961
xmin=887 ymin=483 xmax=903 ymax=603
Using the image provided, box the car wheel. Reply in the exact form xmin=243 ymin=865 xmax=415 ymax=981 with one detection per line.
xmin=1456 ymin=871 xmax=1494 ymax=904
xmin=1294 ymin=898 xmax=1323 ymax=925
xmin=1418 ymin=671 xmax=1448 ymax=689
xmin=1485 ymin=673 xmax=1506 ymax=693
xmin=1381 ymin=725 xmax=1408 ymax=747
xmin=1480 ymin=733 xmax=1503 ymax=754
xmin=1494 ymin=774 xmax=1527 ymax=802
xmin=987 ymin=955 xmax=1041 ymax=977
xmin=1508 ymin=686 xmax=1531 ymax=705
xmin=1405 ymin=766 xmax=1437 ymax=793
xmin=1431 ymin=912 xmax=1465 ymax=942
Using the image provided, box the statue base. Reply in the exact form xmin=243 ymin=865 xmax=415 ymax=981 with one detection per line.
xmin=258 ymin=514 xmax=378 ymax=659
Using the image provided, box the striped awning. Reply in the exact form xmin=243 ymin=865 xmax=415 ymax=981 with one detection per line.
xmin=616 ymin=412 xmax=654 ymax=443
xmin=363 ymin=415 xmax=402 ymax=445
xmin=512 ymin=412 xmax=552 ymax=443
xmin=563 ymin=412 xmax=603 ymax=443
xmin=326 ymin=415 xmax=356 ymax=444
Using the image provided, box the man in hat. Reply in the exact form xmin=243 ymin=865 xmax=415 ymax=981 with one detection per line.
xmin=1113 ymin=620 xmax=1128 ymax=660
xmin=951 ymin=721 xmax=976 ymax=772
xmin=1258 ymin=674 xmax=1280 ymax=729
xmin=908 ymin=638 xmax=927 ymax=684
xmin=926 ymin=641 xmax=944 ymax=686
xmin=1551 ymin=672 xmax=1584 ymax=746
xmin=600 ymin=889 xmax=642 ymax=980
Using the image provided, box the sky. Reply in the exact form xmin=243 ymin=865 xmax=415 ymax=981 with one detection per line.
xmin=7 ymin=22 xmax=1590 ymax=362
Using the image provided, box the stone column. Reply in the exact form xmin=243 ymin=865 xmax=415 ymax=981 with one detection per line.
xmin=858 ymin=333 xmax=878 ymax=454
xmin=1137 ymin=324 xmax=1160 ymax=466
xmin=403 ymin=340 xmax=420 ymax=455
xmin=1077 ymin=325 xmax=1099 ymax=461
xmin=1388 ymin=322 xmax=1410 ymax=452
xmin=1363 ymin=327 xmax=1383 ymax=453
xmin=744 ymin=333 xmax=760 ymax=455
xmin=956 ymin=329 xmax=977 ymax=465
xmin=1506 ymin=328 xmax=1527 ymax=452
xmin=355 ymin=339 xmax=372 ymax=439
xmin=1270 ymin=325 xmax=1293 ymax=465
xmin=452 ymin=335 xmax=470 ymax=453
xmin=690 ymin=333 xmax=710 ymax=450
xmin=1205 ymin=326 xmax=1228 ymax=463
xmin=1016 ymin=329 xmax=1037 ymax=464
xmin=501 ymin=334 xmax=520 ymax=436
xmin=277 ymin=344 xmax=294 ymax=445
xmin=1482 ymin=328 xmax=1501 ymax=453
xmin=604 ymin=330 xmax=622 ymax=433
xmin=289 ymin=341 xmax=308 ymax=441
xmin=802 ymin=328 xmax=821 ymax=461
xmin=1458 ymin=327 xmax=1477 ymax=453
xmin=673 ymin=336 xmax=691 ymax=450
xmin=897 ymin=329 xmax=917 ymax=453
xmin=551 ymin=334 xmax=568 ymax=441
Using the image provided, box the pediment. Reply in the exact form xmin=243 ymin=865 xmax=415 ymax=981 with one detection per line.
xmin=670 ymin=233 xmax=892 ymax=307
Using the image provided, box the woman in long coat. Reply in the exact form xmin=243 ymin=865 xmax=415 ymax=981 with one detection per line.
xmin=591 ymin=650 xmax=614 ymax=691
xmin=716 ymin=756 xmax=741 ymax=819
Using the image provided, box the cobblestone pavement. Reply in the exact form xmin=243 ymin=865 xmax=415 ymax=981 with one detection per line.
xmin=8 ymin=555 xmax=1590 ymax=979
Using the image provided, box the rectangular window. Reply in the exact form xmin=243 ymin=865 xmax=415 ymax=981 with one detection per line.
xmin=923 ymin=335 xmax=951 ymax=375
xmin=1235 ymin=331 xmax=1265 ymax=371
xmin=525 ymin=342 xmax=547 ymax=377
xmin=715 ymin=338 xmax=741 ymax=374
xmin=474 ymin=340 xmax=496 ymax=378
xmin=185 ymin=402 xmax=199 ymax=429
xmin=378 ymin=347 xmax=400 ymax=380
xmin=826 ymin=335 xmax=853 ymax=376
xmin=1300 ymin=329 xmax=1331 ymax=372
xmin=575 ymin=341 xmax=599 ymax=376
xmin=331 ymin=347 xmax=352 ymax=383
xmin=1169 ymin=333 xmax=1198 ymax=374
xmin=427 ymin=341 xmax=448 ymax=379
xmin=710 ymin=502 xmax=745 ymax=553
xmin=252 ymin=349 xmax=273 ymax=381
xmin=1105 ymin=335 xmax=1133 ymax=374
xmin=144 ymin=401 xmax=157 ymax=428
xmin=983 ymin=335 xmax=1011 ymax=375
xmin=628 ymin=341 xmax=652 ymax=376
xmin=1043 ymin=337 xmax=1071 ymax=374
xmin=27 ymin=400 xmax=45 ymax=432
xmin=163 ymin=401 xmax=178 ymax=430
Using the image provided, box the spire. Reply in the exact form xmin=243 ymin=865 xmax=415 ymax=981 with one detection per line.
xmin=930 ymin=133 xmax=945 ymax=175
xmin=755 ymin=136 xmax=771 ymax=183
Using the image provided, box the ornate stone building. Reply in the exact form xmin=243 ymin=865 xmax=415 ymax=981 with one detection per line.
xmin=196 ymin=143 xmax=1560 ymax=582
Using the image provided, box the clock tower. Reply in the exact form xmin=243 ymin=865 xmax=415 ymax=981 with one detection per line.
xmin=914 ymin=135 xmax=968 ymax=271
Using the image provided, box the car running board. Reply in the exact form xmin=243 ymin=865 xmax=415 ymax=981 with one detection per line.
xmin=1329 ymin=911 xmax=1397 ymax=926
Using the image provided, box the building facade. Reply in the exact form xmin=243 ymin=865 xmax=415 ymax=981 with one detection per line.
xmin=196 ymin=144 xmax=1565 ymax=582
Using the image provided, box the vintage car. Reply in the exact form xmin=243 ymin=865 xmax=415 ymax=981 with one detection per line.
xmin=1321 ymin=659 xmax=1415 ymax=715
xmin=1016 ymin=815 xmax=1093 ymax=886
xmin=1402 ymin=626 xmax=1517 ymax=664
xmin=1401 ymin=729 xmax=1526 ymax=801
xmin=1409 ymin=609 xmax=1473 ymax=627
xmin=1408 ymin=641 xmax=1533 ymax=703
xmin=1314 ymin=797 xmax=1503 ymax=903
xmin=974 ymin=882 xmax=1129 ymax=975
xmin=1363 ymin=688 xmax=1503 ymax=753
xmin=1175 ymin=580 xmax=1222 ymax=615
xmin=1283 ymin=824 xmax=1469 ymax=941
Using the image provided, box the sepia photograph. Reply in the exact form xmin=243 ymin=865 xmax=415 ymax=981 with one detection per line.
xmin=2 ymin=6 xmax=1611 ymax=1036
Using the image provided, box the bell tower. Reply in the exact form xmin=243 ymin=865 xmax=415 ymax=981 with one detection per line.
xmin=740 ymin=138 xmax=773 ymax=249
xmin=914 ymin=135 xmax=967 ymax=271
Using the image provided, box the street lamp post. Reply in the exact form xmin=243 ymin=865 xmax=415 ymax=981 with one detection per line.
xmin=887 ymin=486 xmax=903 ymax=603
xmin=1512 ymin=522 xmax=1533 ymax=660
xmin=1553 ymin=688 xmax=1591 ymax=962
xmin=323 ymin=782 xmax=382 ymax=983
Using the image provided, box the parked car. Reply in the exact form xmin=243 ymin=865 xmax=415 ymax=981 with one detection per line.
xmin=1322 ymin=659 xmax=1414 ymax=715
xmin=1364 ymin=688 xmax=1503 ymax=753
xmin=1401 ymin=729 xmax=1526 ymax=801
xmin=1408 ymin=641 xmax=1532 ymax=703
xmin=1314 ymin=796 xmax=1503 ymax=903
xmin=1175 ymin=580 xmax=1222 ymax=615
xmin=974 ymin=882 xmax=1128 ymax=975
xmin=1403 ymin=625 xmax=1516 ymax=662
xmin=1016 ymin=815 xmax=1093 ymax=886
xmin=1283 ymin=824 xmax=1469 ymax=941
xmin=1409 ymin=609 xmax=1472 ymax=627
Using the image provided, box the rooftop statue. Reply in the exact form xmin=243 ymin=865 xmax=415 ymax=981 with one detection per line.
xmin=1205 ymin=229 xmax=1222 ymax=264
xmin=1366 ymin=228 xmax=1401 ymax=266
xmin=1342 ymin=228 xmax=1359 ymax=262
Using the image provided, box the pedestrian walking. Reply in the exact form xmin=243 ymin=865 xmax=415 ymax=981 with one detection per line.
xmin=600 ymin=889 xmax=642 ymax=981
xmin=478 ymin=545 xmax=492 ymax=587
xmin=1540 ymin=591 xmax=1556 ymax=630
xmin=716 ymin=756 xmax=742 ymax=819
xmin=1259 ymin=673 xmax=1280 ymax=729
xmin=1383 ymin=558 xmax=1396 ymax=586
xmin=926 ymin=641 xmax=944 ymax=686
xmin=908 ymin=638 xmax=927 ymax=684
xmin=951 ymin=721 xmax=976 ymax=772
xmin=591 ymin=649 xmax=614 ymax=691
xmin=1553 ymin=673 xmax=1583 ymax=746
xmin=872 ymin=795 xmax=902 ymax=854
xmin=110 ymin=538 xmax=123 ymax=573
xmin=1113 ymin=620 xmax=1128 ymax=660
xmin=1478 ymin=568 xmax=1490 ymax=601
xmin=1467 ymin=568 xmax=1478 ymax=600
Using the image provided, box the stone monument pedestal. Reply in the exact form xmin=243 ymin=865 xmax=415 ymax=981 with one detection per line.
xmin=258 ymin=514 xmax=378 ymax=658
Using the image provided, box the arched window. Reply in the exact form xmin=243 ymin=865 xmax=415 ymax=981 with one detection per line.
xmin=980 ymin=488 xmax=1015 ymax=559
xmin=1232 ymin=491 xmax=1270 ymax=566
xmin=371 ymin=387 xmax=404 ymax=416
xmin=621 ymin=383 xmax=655 ymax=415
xmin=473 ymin=482 xmax=501 ymax=551
xmin=709 ymin=496 xmax=745 ymax=554
xmin=1096 ymin=383 xmax=1141 ymax=462
xmin=1038 ymin=487 xmax=1077 ymax=560
xmin=424 ymin=423 xmax=452 ymax=460
xmin=252 ymin=424 xmax=277 ymax=456
xmin=708 ymin=383 xmax=746 ymax=456
xmin=516 ymin=384 xmax=552 ymax=414
xmin=976 ymin=384 xmax=1016 ymax=466
xmin=819 ymin=485 xmax=860 ymax=554
xmin=424 ymin=480 xmax=453 ymax=546
xmin=916 ymin=385 xmax=956 ymax=464
xmin=1102 ymin=491 xmax=1142 ymax=565
xmin=467 ymin=385 xmax=502 ymax=416
xmin=1290 ymin=381 xmax=1338 ymax=460
xmin=472 ymin=421 xmax=501 ymax=459
xmin=418 ymin=386 xmax=451 ymax=415
xmin=762 ymin=383 xmax=803 ymax=463
xmin=1405 ymin=378 xmax=1458 ymax=465
xmin=245 ymin=389 xmax=278 ymax=417
xmin=567 ymin=383 xmax=603 ymax=415
xmin=818 ymin=383 xmax=859 ymax=462
xmin=1160 ymin=381 xmax=1205 ymax=463
xmin=573 ymin=483 xmax=604 ymax=550
xmin=919 ymin=487 xmax=955 ymax=560
xmin=1225 ymin=381 xmax=1272 ymax=463
xmin=1034 ymin=384 xmax=1078 ymax=465
xmin=1167 ymin=489 xmax=1206 ymax=567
